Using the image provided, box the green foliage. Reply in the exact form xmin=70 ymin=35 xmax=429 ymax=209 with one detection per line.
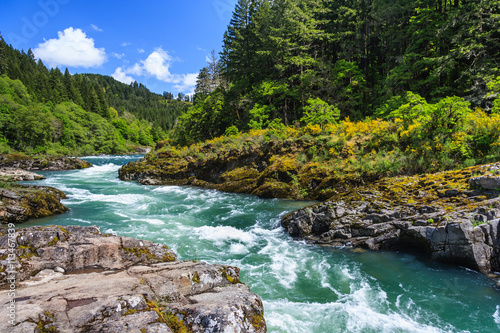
xmin=225 ymin=125 xmax=239 ymax=137
xmin=300 ymin=98 xmax=340 ymax=128
xmin=0 ymin=40 xmax=173 ymax=155
xmin=174 ymin=0 xmax=500 ymax=146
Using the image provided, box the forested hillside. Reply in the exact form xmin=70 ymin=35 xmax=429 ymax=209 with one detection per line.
xmin=0 ymin=36 xmax=189 ymax=155
xmin=175 ymin=0 xmax=500 ymax=145
xmin=81 ymin=74 xmax=191 ymax=132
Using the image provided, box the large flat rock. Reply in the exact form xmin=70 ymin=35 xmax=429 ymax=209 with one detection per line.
xmin=0 ymin=226 xmax=266 ymax=332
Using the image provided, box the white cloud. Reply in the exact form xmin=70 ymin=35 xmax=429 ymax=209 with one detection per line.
xmin=127 ymin=63 xmax=144 ymax=76
xmin=111 ymin=52 xmax=125 ymax=59
xmin=121 ymin=42 xmax=131 ymax=47
xmin=91 ymin=24 xmax=103 ymax=32
xmin=33 ymin=27 xmax=106 ymax=68
xmin=118 ymin=47 xmax=197 ymax=92
xmin=173 ymin=73 xmax=198 ymax=93
xmin=111 ymin=67 xmax=135 ymax=85
xmin=142 ymin=48 xmax=174 ymax=81
xmin=137 ymin=48 xmax=145 ymax=54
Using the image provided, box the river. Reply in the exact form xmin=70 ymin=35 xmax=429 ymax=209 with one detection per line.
xmin=22 ymin=155 xmax=500 ymax=332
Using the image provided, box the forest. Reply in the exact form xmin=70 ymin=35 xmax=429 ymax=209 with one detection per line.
xmin=176 ymin=0 xmax=500 ymax=145
xmin=0 ymin=36 xmax=190 ymax=155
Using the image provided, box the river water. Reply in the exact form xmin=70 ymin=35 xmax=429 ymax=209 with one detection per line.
xmin=22 ymin=155 xmax=500 ymax=332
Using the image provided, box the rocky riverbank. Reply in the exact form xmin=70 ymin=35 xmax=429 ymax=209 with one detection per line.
xmin=0 ymin=225 xmax=266 ymax=333
xmin=282 ymin=162 xmax=500 ymax=279
xmin=118 ymin=138 xmax=346 ymax=200
xmin=0 ymin=154 xmax=92 ymax=224
xmin=0 ymin=154 xmax=92 ymax=171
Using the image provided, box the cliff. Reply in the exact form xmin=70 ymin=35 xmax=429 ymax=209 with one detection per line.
xmin=0 ymin=225 xmax=266 ymax=333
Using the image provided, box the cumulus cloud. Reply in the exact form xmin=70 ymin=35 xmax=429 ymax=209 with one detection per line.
xmin=33 ymin=27 xmax=106 ymax=68
xmin=121 ymin=42 xmax=131 ymax=47
xmin=111 ymin=67 xmax=135 ymax=85
xmin=91 ymin=24 xmax=103 ymax=32
xmin=137 ymin=48 xmax=145 ymax=54
xmin=119 ymin=47 xmax=197 ymax=92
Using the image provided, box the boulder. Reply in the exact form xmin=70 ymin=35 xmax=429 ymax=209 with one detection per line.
xmin=0 ymin=185 xmax=68 ymax=224
xmin=282 ymin=196 xmax=500 ymax=276
xmin=0 ymin=226 xmax=266 ymax=333
xmin=0 ymin=168 xmax=45 ymax=181
xmin=469 ymin=176 xmax=500 ymax=190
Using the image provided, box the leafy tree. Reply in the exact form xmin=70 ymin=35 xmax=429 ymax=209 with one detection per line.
xmin=300 ymin=98 xmax=340 ymax=127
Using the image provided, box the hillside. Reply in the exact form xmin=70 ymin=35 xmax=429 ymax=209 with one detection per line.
xmin=0 ymin=36 xmax=189 ymax=155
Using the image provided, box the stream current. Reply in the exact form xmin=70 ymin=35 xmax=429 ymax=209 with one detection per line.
xmin=22 ymin=155 xmax=500 ymax=333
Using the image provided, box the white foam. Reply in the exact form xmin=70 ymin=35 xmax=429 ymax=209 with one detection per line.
xmin=229 ymin=243 xmax=249 ymax=255
xmin=68 ymin=192 xmax=145 ymax=205
xmin=494 ymin=305 xmax=500 ymax=327
xmin=143 ymin=219 xmax=165 ymax=225
xmin=152 ymin=186 xmax=190 ymax=195
xmin=259 ymin=242 xmax=299 ymax=288
xmin=78 ymin=163 xmax=119 ymax=175
xmin=263 ymin=296 xmax=453 ymax=333
xmin=195 ymin=226 xmax=255 ymax=245
xmin=70 ymin=218 xmax=91 ymax=224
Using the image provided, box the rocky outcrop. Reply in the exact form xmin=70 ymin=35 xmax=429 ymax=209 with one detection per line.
xmin=0 ymin=168 xmax=45 ymax=181
xmin=0 ymin=226 xmax=266 ymax=333
xmin=282 ymin=163 xmax=500 ymax=278
xmin=0 ymin=185 xmax=68 ymax=224
xmin=118 ymin=138 xmax=345 ymax=200
xmin=0 ymin=154 xmax=92 ymax=171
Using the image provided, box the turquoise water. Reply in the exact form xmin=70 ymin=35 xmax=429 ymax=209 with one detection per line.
xmin=22 ymin=155 xmax=500 ymax=332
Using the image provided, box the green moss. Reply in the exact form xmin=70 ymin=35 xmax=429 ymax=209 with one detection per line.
xmin=18 ymin=245 xmax=37 ymax=260
xmin=163 ymin=313 xmax=190 ymax=333
xmin=219 ymin=267 xmax=241 ymax=284
xmin=121 ymin=246 xmax=176 ymax=262
xmin=146 ymin=299 xmax=192 ymax=333
xmin=191 ymin=272 xmax=200 ymax=283
xmin=31 ymin=311 xmax=58 ymax=333
xmin=47 ymin=236 xmax=59 ymax=247
xmin=220 ymin=167 xmax=260 ymax=182
xmin=124 ymin=309 xmax=137 ymax=316
xmin=251 ymin=313 xmax=266 ymax=330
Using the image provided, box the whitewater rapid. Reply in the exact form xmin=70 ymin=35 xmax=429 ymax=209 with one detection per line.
xmin=23 ymin=155 xmax=500 ymax=333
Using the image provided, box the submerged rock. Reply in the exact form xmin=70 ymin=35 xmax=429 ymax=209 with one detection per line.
xmin=0 ymin=226 xmax=266 ymax=333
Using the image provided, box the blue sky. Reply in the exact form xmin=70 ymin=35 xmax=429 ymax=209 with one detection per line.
xmin=0 ymin=0 xmax=237 ymax=95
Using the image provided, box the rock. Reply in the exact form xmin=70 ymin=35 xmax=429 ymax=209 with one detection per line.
xmin=135 ymin=146 xmax=152 ymax=154
xmin=469 ymin=176 xmax=500 ymax=190
xmin=0 ymin=168 xmax=45 ymax=181
xmin=0 ymin=185 xmax=68 ymax=224
xmin=0 ymin=226 xmax=266 ymax=333
xmin=281 ymin=194 xmax=500 ymax=276
xmin=0 ymin=155 xmax=92 ymax=171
